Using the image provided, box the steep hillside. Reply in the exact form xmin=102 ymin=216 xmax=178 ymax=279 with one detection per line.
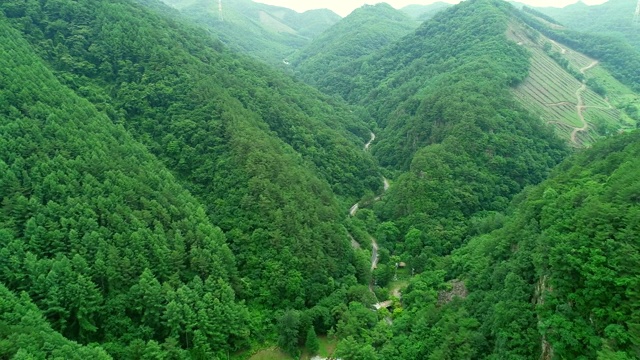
xmin=400 ymin=2 xmax=452 ymax=20
xmin=537 ymin=0 xmax=640 ymax=52
xmin=507 ymin=19 xmax=637 ymax=146
xmin=293 ymin=3 xmax=419 ymax=88
xmin=0 ymin=0 xmax=382 ymax=332
xmin=0 ymin=15 xmax=248 ymax=357
xmin=0 ymin=284 xmax=111 ymax=359
xmin=160 ymin=0 xmax=340 ymax=65
xmin=373 ymin=127 xmax=640 ymax=359
xmin=519 ymin=6 xmax=640 ymax=94
xmin=295 ymin=0 xmax=567 ymax=307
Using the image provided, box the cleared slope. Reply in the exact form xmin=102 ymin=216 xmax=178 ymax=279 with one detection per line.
xmin=507 ymin=20 xmax=631 ymax=146
xmin=160 ymin=0 xmax=340 ymax=65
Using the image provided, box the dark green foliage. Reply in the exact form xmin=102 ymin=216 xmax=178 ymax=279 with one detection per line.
xmin=277 ymin=310 xmax=301 ymax=357
xmin=0 ymin=284 xmax=112 ymax=359
xmin=0 ymin=16 xmax=247 ymax=357
xmin=0 ymin=0 xmax=381 ymax=314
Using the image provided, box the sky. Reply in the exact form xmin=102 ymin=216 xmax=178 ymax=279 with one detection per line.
xmin=254 ymin=0 xmax=609 ymax=17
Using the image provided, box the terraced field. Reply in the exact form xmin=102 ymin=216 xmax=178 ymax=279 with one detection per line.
xmin=507 ymin=22 xmax=626 ymax=146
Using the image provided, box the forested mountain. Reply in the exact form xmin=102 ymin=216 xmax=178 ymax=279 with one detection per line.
xmin=0 ymin=0 xmax=387 ymax=357
xmin=0 ymin=15 xmax=246 ymax=357
xmin=375 ymin=130 xmax=640 ymax=359
xmin=159 ymin=0 xmax=340 ymax=65
xmin=2 ymin=0 xmax=640 ymax=358
xmin=312 ymin=0 xmax=569 ymax=277
xmin=536 ymin=0 xmax=640 ymax=52
xmin=293 ymin=3 xmax=419 ymax=88
xmin=294 ymin=0 xmax=635 ymax=356
xmin=400 ymin=2 xmax=452 ymax=20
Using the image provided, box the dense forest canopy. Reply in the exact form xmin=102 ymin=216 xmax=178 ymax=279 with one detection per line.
xmin=1 ymin=0 xmax=639 ymax=358
xmin=0 ymin=0 xmax=383 ymax=357
xmin=292 ymin=3 xmax=419 ymax=88
xmin=0 ymin=16 xmax=245 ymax=358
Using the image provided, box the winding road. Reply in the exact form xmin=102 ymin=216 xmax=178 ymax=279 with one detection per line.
xmin=348 ymin=131 xmax=389 ymax=301
xmin=364 ymin=132 xmax=376 ymax=151
xmin=570 ymin=61 xmax=599 ymax=145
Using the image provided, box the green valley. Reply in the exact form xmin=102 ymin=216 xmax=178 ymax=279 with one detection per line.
xmin=1 ymin=0 xmax=639 ymax=359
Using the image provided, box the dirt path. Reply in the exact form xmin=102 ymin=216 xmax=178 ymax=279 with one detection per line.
xmin=349 ymin=203 xmax=359 ymax=217
xmin=570 ymin=61 xmax=598 ymax=145
xmin=550 ymin=39 xmax=567 ymax=54
xmin=546 ymin=101 xmax=574 ymax=107
xmin=347 ymin=130 xmax=394 ymax=316
xmin=364 ymin=132 xmax=376 ymax=151
xmin=349 ymin=136 xmax=388 ymax=215
xmin=370 ymin=237 xmax=379 ymax=272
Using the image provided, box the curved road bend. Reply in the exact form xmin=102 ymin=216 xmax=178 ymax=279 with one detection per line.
xmin=571 ymin=61 xmax=599 ymax=144
xmin=365 ymin=132 xmax=376 ymax=151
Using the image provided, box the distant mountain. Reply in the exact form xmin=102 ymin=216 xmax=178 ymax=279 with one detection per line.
xmin=536 ymin=0 xmax=640 ymax=51
xmin=294 ymin=3 xmax=419 ymax=89
xmin=400 ymin=2 xmax=453 ymax=20
xmin=159 ymin=0 xmax=341 ymax=64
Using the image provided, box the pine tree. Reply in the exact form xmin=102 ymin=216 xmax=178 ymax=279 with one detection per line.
xmin=305 ymin=326 xmax=320 ymax=355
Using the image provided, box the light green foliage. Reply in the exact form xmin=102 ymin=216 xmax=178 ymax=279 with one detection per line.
xmin=165 ymin=0 xmax=340 ymax=65
xmin=294 ymin=3 xmax=418 ymax=88
xmin=400 ymin=2 xmax=452 ymax=21
xmin=535 ymin=0 xmax=640 ymax=52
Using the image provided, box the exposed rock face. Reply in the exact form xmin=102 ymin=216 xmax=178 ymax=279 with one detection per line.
xmin=437 ymin=279 xmax=468 ymax=305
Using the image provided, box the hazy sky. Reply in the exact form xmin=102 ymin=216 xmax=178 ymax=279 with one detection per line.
xmin=255 ymin=0 xmax=608 ymax=17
